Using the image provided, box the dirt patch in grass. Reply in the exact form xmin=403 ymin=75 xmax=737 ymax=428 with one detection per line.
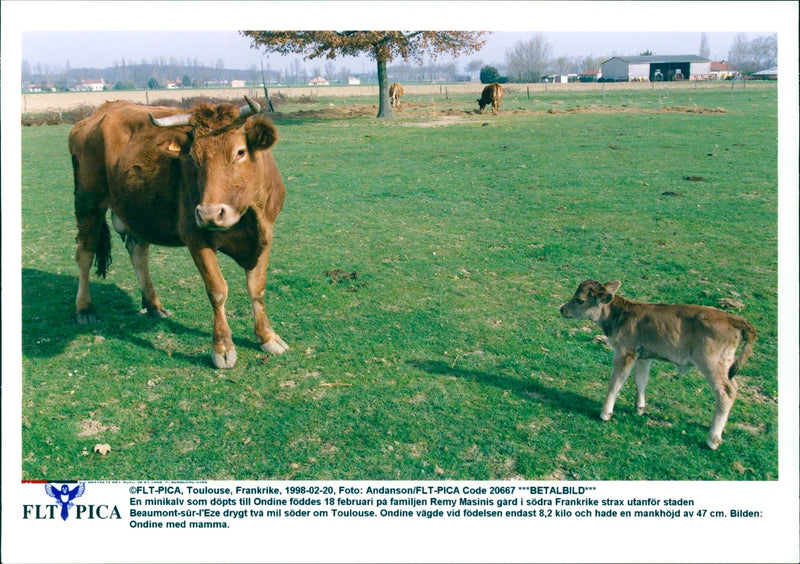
xmin=78 ymin=419 xmax=119 ymax=437
xmin=544 ymin=105 xmax=727 ymax=115
xmin=280 ymin=105 xmax=378 ymax=119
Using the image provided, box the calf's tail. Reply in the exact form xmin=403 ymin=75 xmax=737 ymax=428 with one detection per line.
xmin=729 ymin=318 xmax=757 ymax=378
xmin=94 ymin=219 xmax=112 ymax=278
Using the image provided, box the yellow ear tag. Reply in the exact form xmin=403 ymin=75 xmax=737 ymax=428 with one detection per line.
xmin=167 ymin=140 xmax=181 ymax=154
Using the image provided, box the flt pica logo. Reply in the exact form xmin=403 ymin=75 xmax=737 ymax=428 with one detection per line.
xmin=23 ymin=482 xmax=121 ymax=521
xmin=45 ymin=483 xmax=86 ymax=520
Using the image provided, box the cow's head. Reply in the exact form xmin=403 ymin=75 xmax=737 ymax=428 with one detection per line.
xmin=150 ymin=97 xmax=278 ymax=231
xmin=560 ymin=280 xmax=621 ymax=321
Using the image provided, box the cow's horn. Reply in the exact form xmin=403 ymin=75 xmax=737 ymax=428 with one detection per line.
xmin=240 ymin=96 xmax=261 ymax=117
xmin=149 ymin=112 xmax=192 ymax=127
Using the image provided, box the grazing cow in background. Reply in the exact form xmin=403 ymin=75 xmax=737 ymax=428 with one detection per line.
xmin=477 ymin=82 xmax=503 ymax=113
xmin=560 ymin=280 xmax=756 ymax=450
xmin=69 ymin=97 xmax=289 ymax=369
xmin=389 ymin=82 xmax=404 ymax=109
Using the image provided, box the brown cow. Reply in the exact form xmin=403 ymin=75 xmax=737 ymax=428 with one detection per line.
xmin=560 ymin=280 xmax=756 ymax=450
xmin=389 ymin=82 xmax=404 ymax=109
xmin=477 ymin=83 xmax=503 ymax=113
xmin=69 ymin=97 xmax=289 ymax=369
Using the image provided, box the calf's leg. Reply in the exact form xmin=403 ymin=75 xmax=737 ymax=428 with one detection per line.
xmin=703 ymin=363 xmax=739 ymax=450
xmin=633 ymin=359 xmax=653 ymax=415
xmin=601 ymin=351 xmax=636 ymax=421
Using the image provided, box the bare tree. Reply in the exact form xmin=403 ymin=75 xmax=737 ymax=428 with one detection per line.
xmin=325 ymin=60 xmax=337 ymax=82
xmin=728 ymin=33 xmax=776 ymax=75
xmin=506 ymin=34 xmax=553 ymax=83
xmin=699 ymin=32 xmax=710 ymax=59
xmin=727 ymin=33 xmax=750 ymax=73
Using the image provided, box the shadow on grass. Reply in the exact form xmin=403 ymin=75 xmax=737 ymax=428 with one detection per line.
xmin=410 ymin=358 xmax=600 ymax=420
xmin=413 ymin=358 xmax=722 ymax=453
xmin=21 ymin=268 xmax=237 ymax=368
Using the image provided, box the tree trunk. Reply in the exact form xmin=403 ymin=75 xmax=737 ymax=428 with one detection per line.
xmin=376 ymin=57 xmax=393 ymax=119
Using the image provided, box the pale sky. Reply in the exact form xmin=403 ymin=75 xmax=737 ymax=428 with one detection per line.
xmin=21 ymin=30 xmax=752 ymax=72
xmin=10 ymin=1 xmax=780 ymax=73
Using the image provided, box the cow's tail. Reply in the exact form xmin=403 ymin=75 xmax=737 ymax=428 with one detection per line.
xmin=729 ymin=317 xmax=757 ymax=379
xmin=94 ymin=218 xmax=112 ymax=279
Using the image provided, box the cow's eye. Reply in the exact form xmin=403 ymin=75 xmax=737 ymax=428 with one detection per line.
xmin=235 ymin=148 xmax=247 ymax=161
xmin=575 ymin=299 xmax=585 ymax=305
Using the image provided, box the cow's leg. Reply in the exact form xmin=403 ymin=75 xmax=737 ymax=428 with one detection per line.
xmin=246 ymin=249 xmax=289 ymax=355
xmin=189 ymin=246 xmax=236 ymax=369
xmin=124 ymin=238 xmax=169 ymax=318
xmin=700 ymin=356 xmax=739 ymax=450
xmin=74 ymin=190 xmax=108 ymax=323
xmin=75 ymin=244 xmax=96 ymax=323
xmin=633 ymin=359 xmax=653 ymax=415
xmin=601 ymin=350 xmax=636 ymax=421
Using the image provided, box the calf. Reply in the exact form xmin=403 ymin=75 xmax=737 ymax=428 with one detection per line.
xmin=477 ymin=83 xmax=503 ymax=113
xmin=560 ymin=280 xmax=756 ymax=449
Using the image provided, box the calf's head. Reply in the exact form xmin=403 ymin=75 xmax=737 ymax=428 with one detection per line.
xmin=151 ymin=97 xmax=278 ymax=231
xmin=560 ymin=280 xmax=621 ymax=321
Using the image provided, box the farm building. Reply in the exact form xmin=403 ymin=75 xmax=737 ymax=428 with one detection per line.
xmin=579 ymin=69 xmax=602 ymax=82
xmin=601 ymin=55 xmax=711 ymax=81
xmin=752 ymin=67 xmax=777 ymax=80
xmin=710 ymin=61 xmax=736 ymax=80
xmin=78 ymin=79 xmax=106 ymax=91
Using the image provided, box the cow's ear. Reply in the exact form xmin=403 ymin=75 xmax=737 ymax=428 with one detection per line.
xmin=156 ymin=132 xmax=189 ymax=157
xmin=245 ymin=115 xmax=278 ymax=152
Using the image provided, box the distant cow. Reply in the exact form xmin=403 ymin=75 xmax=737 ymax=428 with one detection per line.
xmin=560 ymin=280 xmax=756 ymax=450
xmin=69 ymin=97 xmax=289 ymax=369
xmin=389 ymin=82 xmax=404 ymax=109
xmin=477 ymin=83 xmax=503 ymax=113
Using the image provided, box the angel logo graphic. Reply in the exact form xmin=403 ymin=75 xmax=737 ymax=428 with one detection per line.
xmin=44 ymin=483 xmax=86 ymax=521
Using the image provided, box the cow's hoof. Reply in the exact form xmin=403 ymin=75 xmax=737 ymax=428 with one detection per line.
xmin=212 ymin=348 xmax=237 ymax=369
xmin=706 ymin=435 xmax=722 ymax=450
xmin=261 ymin=336 xmax=289 ymax=355
xmin=600 ymin=411 xmax=613 ymax=422
xmin=76 ymin=308 xmax=97 ymax=324
xmin=139 ymin=307 xmax=171 ymax=318
xmin=637 ymin=406 xmax=646 ymax=416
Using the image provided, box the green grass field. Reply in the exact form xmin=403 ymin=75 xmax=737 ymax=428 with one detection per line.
xmin=20 ymin=85 xmax=778 ymax=480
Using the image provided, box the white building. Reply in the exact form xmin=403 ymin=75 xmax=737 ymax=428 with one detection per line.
xmin=80 ymin=79 xmax=106 ymax=91
xmin=601 ymin=55 xmax=711 ymax=82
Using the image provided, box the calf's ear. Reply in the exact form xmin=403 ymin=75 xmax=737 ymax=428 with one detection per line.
xmin=245 ymin=115 xmax=278 ymax=152
xmin=599 ymin=280 xmax=621 ymax=303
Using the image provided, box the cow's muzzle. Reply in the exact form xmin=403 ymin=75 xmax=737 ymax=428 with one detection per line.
xmin=195 ymin=204 xmax=240 ymax=230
